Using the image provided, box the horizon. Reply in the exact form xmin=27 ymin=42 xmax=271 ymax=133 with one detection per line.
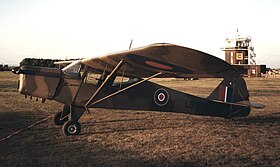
xmin=1 ymin=0 xmax=279 ymax=68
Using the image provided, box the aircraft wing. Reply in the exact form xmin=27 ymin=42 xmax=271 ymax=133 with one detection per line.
xmin=81 ymin=43 xmax=239 ymax=78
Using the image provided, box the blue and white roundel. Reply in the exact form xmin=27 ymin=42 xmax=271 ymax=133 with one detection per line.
xmin=154 ymin=88 xmax=169 ymax=106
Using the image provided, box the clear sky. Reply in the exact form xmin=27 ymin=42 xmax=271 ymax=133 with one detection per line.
xmin=0 ymin=0 xmax=279 ymax=68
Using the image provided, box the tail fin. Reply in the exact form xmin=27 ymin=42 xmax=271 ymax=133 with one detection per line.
xmin=208 ymin=76 xmax=249 ymax=103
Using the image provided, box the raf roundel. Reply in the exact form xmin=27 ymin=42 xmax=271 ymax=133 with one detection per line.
xmin=154 ymin=88 xmax=169 ymax=106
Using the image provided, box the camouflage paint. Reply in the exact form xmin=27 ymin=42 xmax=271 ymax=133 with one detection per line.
xmin=12 ymin=43 xmax=263 ymax=136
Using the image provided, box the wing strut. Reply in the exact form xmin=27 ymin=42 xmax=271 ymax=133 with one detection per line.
xmin=85 ymin=72 xmax=162 ymax=108
xmin=85 ymin=60 xmax=124 ymax=107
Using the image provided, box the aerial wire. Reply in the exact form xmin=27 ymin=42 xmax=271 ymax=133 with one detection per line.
xmin=0 ymin=115 xmax=53 ymax=142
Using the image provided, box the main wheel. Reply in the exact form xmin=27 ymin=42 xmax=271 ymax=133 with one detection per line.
xmin=62 ymin=120 xmax=81 ymax=136
xmin=53 ymin=112 xmax=68 ymax=126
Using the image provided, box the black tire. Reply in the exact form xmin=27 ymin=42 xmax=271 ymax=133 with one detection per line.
xmin=62 ymin=120 xmax=81 ymax=136
xmin=53 ymin=112 xmax=68 ymax=126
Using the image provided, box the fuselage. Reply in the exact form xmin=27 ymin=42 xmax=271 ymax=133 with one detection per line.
xmin=15 ymin=64 xmax=250 ymax=118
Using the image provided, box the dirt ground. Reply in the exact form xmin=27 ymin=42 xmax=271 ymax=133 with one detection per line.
xmin=0 ymin=71 xmax=279 ymax=167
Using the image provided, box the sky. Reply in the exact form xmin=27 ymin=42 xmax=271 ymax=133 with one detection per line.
xmin=0 ymin=0 xmax=279 ymax=68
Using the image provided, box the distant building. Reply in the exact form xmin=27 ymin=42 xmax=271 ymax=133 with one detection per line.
xmin=221 ymin=30 xmax=266 ymax=77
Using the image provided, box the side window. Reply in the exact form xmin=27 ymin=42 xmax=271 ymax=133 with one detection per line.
xmin=114 ymin=76 xmax=130 ymax=84
xmin=84 ymin=72 xmax=102 ymax=85
xmin=113 ymin=77 xmax=139 ymax=88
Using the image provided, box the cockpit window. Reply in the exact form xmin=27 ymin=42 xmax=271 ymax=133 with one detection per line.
xmin=62 ymin=60 xmax=83 ymax=79
xmin=113 ymin=76 xmax=140 ymax=88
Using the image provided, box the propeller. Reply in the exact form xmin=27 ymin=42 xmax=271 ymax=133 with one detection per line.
xmin=11 ymin=67 xmax=20 ymax=74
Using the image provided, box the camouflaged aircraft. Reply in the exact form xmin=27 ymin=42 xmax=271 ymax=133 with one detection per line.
xmin=12 ymin=43 xmax=265 ymax=136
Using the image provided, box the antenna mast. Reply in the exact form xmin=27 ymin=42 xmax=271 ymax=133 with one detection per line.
xmin=129 ymin=39 xmax=133 ymax=49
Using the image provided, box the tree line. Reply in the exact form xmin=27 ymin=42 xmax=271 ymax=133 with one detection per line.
xmin=0 ymin=64 xmax=10 ymax=71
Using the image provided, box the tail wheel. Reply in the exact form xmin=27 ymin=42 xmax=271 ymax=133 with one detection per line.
xmin=62 ymin=120 xmax=81 ymax=136
xmin=53 ymin=112 xmax=68 ymax=126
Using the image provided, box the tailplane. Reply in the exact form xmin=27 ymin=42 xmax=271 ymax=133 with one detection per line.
xmin=237 ymin=101 xmax=265 ymax=109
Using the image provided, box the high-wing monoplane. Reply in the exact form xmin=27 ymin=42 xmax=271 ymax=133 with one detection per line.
xmin=12 ymin=43 xmax=265 ymax=136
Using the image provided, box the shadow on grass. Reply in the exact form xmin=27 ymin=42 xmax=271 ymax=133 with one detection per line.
xmin=80 ymin=112 xmax=280 ymax=136
xmin=0 ymin=112 xmax=205 ymax=167
xmin=0 ymin=141 xmax=203 ymax=167
xmin=0 ymin=110 xmax=49 ymax=138
xmin=0 ymin=111 xmax=279 ymax=166
xmin=233 ymin=114 xmax=280 ymax=125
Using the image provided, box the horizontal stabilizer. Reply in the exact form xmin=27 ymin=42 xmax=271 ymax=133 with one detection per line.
xmin=237 ymin=101 xmax=265 ymax=109
xmin=250 ymin=102 xmax=266 ymax=109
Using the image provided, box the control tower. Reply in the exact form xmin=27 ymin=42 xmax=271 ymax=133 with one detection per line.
xmin=221 ymin=30 xmax=266 ymax=77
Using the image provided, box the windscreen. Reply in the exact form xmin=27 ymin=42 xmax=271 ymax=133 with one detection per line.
xmin=62 ymin=60 xmax=83 ymax=79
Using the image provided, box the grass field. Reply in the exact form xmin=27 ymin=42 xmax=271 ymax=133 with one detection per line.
xmin=0 ymin=71 xmax=279 ymax=166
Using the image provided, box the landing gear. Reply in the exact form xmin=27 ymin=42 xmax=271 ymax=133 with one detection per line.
xmin=57 ymin=105 xmax=84 ymax=136
xmin=53 ymin=112 xmax=68 ymax=126
xmin=62 ymin=120 xmax=81 ymax=136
